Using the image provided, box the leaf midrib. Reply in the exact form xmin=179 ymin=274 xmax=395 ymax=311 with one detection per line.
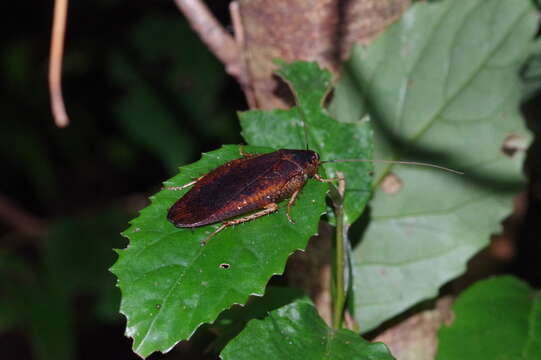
xmin=373 ymin=2 xmax=529 ymax=188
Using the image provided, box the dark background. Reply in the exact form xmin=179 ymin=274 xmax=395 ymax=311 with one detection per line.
xmin=1 ymin=1 xmax=241 ymax=359
xmin=1 ymin=1 xmax=540 ymax=359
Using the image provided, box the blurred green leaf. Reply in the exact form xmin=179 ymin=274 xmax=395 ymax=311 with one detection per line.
xmin=3 ymin=42 xmax=32 ymax=91
xmin=0 ymin=251 xmax=74 ymax=360
xmin=111 ymin=145 xmax=327 ymax=358
xmin=45 ymin=209 xmax=128 ymax=321
xmin=241 ymin=61 xmax=374 ymax=225
xmin=111 ymin=50 xmax=196 ymax=173
xmin=0 ymin=123 xmax=58 ymax=205
xmin=330 ymin=0 xmax=536 ymax=331
xmin=131 ymin=16 xmax=225 ymax=116
xmin=26 ymin=286 xmax=74 ymax=360
xmin=111 ymin=15 xmax=236 ymax=173
xmin=0 ymin=210 xmax=128 ymax=360
xmin=0 ymin=252 xmax=33 ymax=331
xmin=221 ymin=298 xmax=394 ymax=360
xmin=437 ymin=276 xmax=541 ymax=359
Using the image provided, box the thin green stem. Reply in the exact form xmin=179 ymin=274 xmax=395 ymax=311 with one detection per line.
xmin=332 ymin=199 xmax=345 ymax=329
xmin=328 ymin=172 xmax=346 ymax=329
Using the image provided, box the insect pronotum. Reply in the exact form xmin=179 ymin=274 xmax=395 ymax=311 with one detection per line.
xmin=166 ymin=145 xmax=461 ymax=245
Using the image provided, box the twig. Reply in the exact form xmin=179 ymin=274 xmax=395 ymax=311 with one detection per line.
xmin=229 ymin=1 xmax=257 ymax=108
xmin=49 ymin=0 xmax=70 ymax=128
xmin=0 ymin=193 xmax=46 ymax=238
xmin=173 ymin=0 xmax=243 ymax=81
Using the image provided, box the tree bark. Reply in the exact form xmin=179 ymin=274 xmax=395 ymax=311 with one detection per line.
xmin=237 ymin=0 xmax=410 ymax=108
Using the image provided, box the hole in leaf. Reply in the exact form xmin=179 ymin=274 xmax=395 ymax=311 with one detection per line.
xmin=272 ymin=74 xmax=296 ymax=107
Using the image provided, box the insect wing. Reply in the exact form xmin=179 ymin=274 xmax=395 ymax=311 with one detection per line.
xmin=168 ymin=152 xmax=287 ymax=227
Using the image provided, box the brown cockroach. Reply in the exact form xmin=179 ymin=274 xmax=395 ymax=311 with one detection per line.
xmin=166 ymin=146 xmax=461 ymax=244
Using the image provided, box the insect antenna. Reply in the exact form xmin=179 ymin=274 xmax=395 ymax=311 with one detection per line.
xmin=321 ymin=158 xmax=464 ymax=175
xmin=301 ymin=119 xmax=310 ymax=150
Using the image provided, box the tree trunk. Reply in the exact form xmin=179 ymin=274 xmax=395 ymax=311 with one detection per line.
xmin=238 ymin=0 xmax=409 ymax=109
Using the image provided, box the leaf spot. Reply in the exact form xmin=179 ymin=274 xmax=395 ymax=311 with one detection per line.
xmin=381 ymin=173 xmax=403 ymax=195
xmin=220 ymin=263 xmax=231 ymax=270
xmin=501 ymin=134 xmax=527 ymax=157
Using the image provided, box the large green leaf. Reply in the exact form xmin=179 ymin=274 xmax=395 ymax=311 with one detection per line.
xmin=111 ymin=145 xmax=327 ymax=358
xmin=329 ymin=0 xmax=536 ymax=331
xmin=210 ymin=286 xmax=306 ymax=353
xmin=241 ymin=61 xmax=373 ymax=225
xmin=437 ymin=276 xmax=541 ymax=359
xmin=221 ymin=298 xmax=394 ymax=360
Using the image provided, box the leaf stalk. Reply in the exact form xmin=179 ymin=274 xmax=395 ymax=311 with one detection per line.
xmin=329 ymin=172 xmax=346 ymax=329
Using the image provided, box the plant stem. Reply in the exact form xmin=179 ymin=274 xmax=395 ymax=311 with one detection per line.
xmin=332 ymin=198 xmax=345 ymax=329
xmin=49 ymin=0 xmax=70 ymax=127
xmin=329 ymin=172 xmax=346 ymax=329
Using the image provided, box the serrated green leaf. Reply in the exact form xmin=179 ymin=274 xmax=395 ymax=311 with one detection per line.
xmin=437 ymin=276 xmax=541 ymax=359
xmin=329 ymin=0 xmax=536 ymax=331
xmin=210 ymin=286 xmax=306 ymax=353
xmin=221 ymin=298 xmax=394 ymax=360
xmin=111 ymin=145 xmax=327 ymax=358
xmin=241 ymin=61 xmax=374 ymax=225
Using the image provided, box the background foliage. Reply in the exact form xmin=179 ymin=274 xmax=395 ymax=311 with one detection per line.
xmin=1 ymin=1 xmax=541 ymax=359
xmin=330 ymin=0 xmax=536 ymax=332
xmin=2 ymin=2 xmax=242 ymax=359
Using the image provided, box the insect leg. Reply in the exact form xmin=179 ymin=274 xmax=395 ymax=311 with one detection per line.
xmin=286 ymin=189 xmax=301 ymax=224
xmin=165 ymin=176 xmax=203 ymax=191
xmin=201 ymin=203 xmax=279 ymax=246
xmin=239 ymin=144 xmax=255 ymax=158
xmin=314 ymin=174 xmax=336 ymax=183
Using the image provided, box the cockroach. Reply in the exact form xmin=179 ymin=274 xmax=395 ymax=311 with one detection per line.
xmin=166 ymin=146 xmax=461 ymax=245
